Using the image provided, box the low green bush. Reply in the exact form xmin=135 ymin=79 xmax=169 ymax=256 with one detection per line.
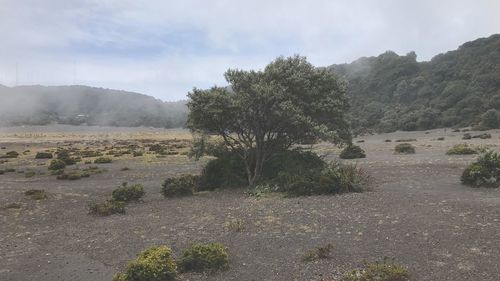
xmin=394 ymin=143 xmax=415 ymax=154
xmin=113 ymin=246 xmax=177 ymax=281
xmin=339 ymin=145 xmax=366 ymax=159
xmin=112 ymin=183 xmax=145 ymax=202
xmin=24 ymin=171 xmax=36 ymax=178
xmin=461 ymin=150 xmax=500 ymax=188
xmin=48 ymin=159 xmax=66 ymax=171
xmin=472 ymin=133 xmax=491 ymax=139
xmin=35 ymin=152 xmax=53 ymax=159
xmin=56 ymin=150 xmax=76 ymax=165
xmin=94 ymin=157 xmax=112 ymax=164
xmin=395 ymin=138 xmax=416 ymax=142
xmin=56 ymin=171 xmax=90 ymax=180
xmin=88 ymin=200 xmax=125 ymax=216
xmin=462 ymin=133 xmax=472 ymax=140
xmin=343 ymin=258 xmax=409 ymax=281
xmin=179 ymin=243 xmax=229 ymax=272
xmin=161 ymin=175 xmax=199 ymax=198
xmin=198 ymin=153 xmax=247 ymax=190
xmin=446 ymin=144 xmax=477 ymax=155
xmin=301 ymin=243 xmax=333 ymax=262
xmin=1 ymin=151 xmax=19 ymax=158
xmin=24 ymin=189 xmax=47 ymax=200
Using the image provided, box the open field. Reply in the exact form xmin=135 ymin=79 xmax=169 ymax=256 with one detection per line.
xmin=1 ymin=125 xmax=499 ymax=281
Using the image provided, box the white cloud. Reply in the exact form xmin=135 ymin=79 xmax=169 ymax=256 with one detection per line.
xmin=0 ymin=0 xmax=499 ymax=100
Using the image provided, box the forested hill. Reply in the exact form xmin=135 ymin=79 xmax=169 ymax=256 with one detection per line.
xmin=329 ymin=34 xmax=500 ymax=134
xmin=0 ymin=85 xmax=187 ymax=128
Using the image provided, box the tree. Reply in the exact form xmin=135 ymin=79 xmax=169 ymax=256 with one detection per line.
xmin=187 ymin=55 xmax=351 ymax=187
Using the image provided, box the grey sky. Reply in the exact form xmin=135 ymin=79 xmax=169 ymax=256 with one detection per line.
xmin=0 ymin=0 xmax=499 ymax=100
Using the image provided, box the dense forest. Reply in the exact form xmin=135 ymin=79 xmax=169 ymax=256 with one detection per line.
xmin=329 ymin=34 xmax=500 ymax=134
xmin=0 ymin=85 xmax=187 ymax=128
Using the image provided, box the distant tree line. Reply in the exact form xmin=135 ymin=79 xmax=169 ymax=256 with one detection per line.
xmin=328 ymin=34 xmax=500 ymax=134
xmin=0 ymin=85 xmax=187 ymax=128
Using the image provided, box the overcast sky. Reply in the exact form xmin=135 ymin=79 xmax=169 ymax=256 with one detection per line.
xmin=0 ymin=0 xmax=499 ymax=101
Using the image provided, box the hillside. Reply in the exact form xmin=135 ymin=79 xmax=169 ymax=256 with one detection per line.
xmin=329 ymin=34 xmax=500 ymax=134
xmin=0 ymin=85 xmax=187 ymax=128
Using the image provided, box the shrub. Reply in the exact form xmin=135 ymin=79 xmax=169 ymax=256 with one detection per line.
xmin=148 ymin=144 xmax=164 ymax=152
xmin=462 ymin=133 xmax=472 ymax=140
xmin=394 ymin=143 xmax=415 ymax=154
xmin=461 ymin=150 xmax=500 ymax=188
xmin=35 ymin=152 xmax=53 ymax=159
xmin=179 ymin=243 xmax=229 ymax=272
xmin=48 ymin=159 xmax=66 ymax=170
xmin=56 ymin=171 xmax=90 ymax=180
xmin=198 ymin=153 xmax=247 ymax=190
xmin=88 ymin=200 xmax=125 ymax=216
xmin=395 ymin=139 xmax=416 ymax=142
xmin=56 ymin=150 xmax=76 ymax=165
xmin=1 ymin=151 xmax=19 ymax=158
xmin=161 ymin=175 xmax=199 ymax=198
xmin=112 ymin=183 xmax=145 ymax=202
xmin=133 ymin=151 xmax=144 ymax=157
xmin=224 ymin=219 xmax=245 ymax=232
xmin=301 ymin=243 xmax=333 ymax=262
xmin=343 ymin=258 xmax=409 ymax=281
xmin=436 ymin=137 xmax=445 ymax=141
xmin=24 ymin=170 xmax=36 ymax=178
xmin=384 ymin=139 xmax=392 ymax=142
xmin=282 ymin=162 xmax=372 ymax=197
xmin=340 ymin=145 xmax=366 ymax=159
xmin=472 ymin=133 xmax=492 ymax=139
xmin=113 ymin=246 xmax=177 ymax=281
xmin=24 ymin=189 xmax=47 ymax=200
xmin=446 ymin=144 xmax=477 ymax=155
xmin=2 ymin=202 xmax=22 ymax=209
xmin=94 ymin=157 xmax=112 ymax=164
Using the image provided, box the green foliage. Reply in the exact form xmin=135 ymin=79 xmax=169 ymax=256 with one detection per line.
xmin=446 ymin=144 xmax=477 ymax=155
xmin=161 ymin=175 xmax=199 ymax=198
xmin=56 ymin=170 xmax=90 ymax=180
xmin=301 ymin=244 xmax=333 ymax=262
xmin=48 ymin=159 xmax=66 ymax=171
xmin=1 ymin=151 xmax=19 ymax=158
xmin=24 ymin=170 xmax=36 ymax=178
xmin=394 ymin=143 xmax=415 ymax=154
xmin=281 ymin=162 xmax=372 ymax=197
xmin=88 ymin=200 xmax=125 ymax=216
xmin=113 ymin=246 xmax=177 ymax=281
xmin=24 ymin=189 xmax=47 ymax=200
xmin=94 ymin=157 xmax=112 ymax=164
xmin=461 ymin=150 xmax=500 ymax=187
xmin=199 ymin=153 xmax=247 ymax=190
xmin=340 ymin=145 xmax=366 ymax=159
xmin=56 ymin=150 xmax=76 ymax=165
xmin=330 ymin=34 xmax=500 ymax=132
xmin=343 ymin=258 xmax=409 ymax=281
xmin=462 ymin=133 xmax=472 ymax=140
xmin=179 ymin=243 xmax=229 ymax=272
xmin=35 ymin=152 xmax=53 ymax=159
xmin=112 ymin=183 xmax=145 ymax=202
xmin=395 ymin=139 xmax=416 ymax=142
xmin=188 ymin=55 xmax=350 ymax=186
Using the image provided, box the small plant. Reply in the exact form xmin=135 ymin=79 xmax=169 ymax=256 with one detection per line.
xmin=395 ymin=138 xmax=416 ymax=142
xmin=2 ymin=202 xmax=22 ymax=209
xmin=472 ymin=133 xmax=492 ymax=139
xmin=1 ymin=151 xmax=19 ymax=158
xmin=301 ymin=243 xmax=333 ymax=262
xmin=224 ymin=219 xmax=245 ymax=232
xmin=247 ymin=183 xmax=281 ymax=198
xmin=24 ymin=170 xmax=36 ymax=178
xmin=343 ymin=258 xmax=409 ymax=281
xmin=112 ymin=183 xmax=145 ymax=202
xmin=35 ymin=152 xmax=53 ymax=159
xmin=94 ymin=157 xmax=112 ymax=164
xmin=161 ymin=175 xmax=199 ymax=198
xmin=48 ymin=159 xmax=66 ymax=170
xmin=384 ymin=139 xmax=392 ymax=142
xmin=88 ymin=200 xmax=125 ymax=216
xmin=436 ymin=137 xmax=445 ymax=141
xmin=56 ymin=150 xmax=76 ymax=165
xmin=113 ymin=246 xmax=177 ymax=281
xmin=340 ymin=145 xmax=366 ymax=159
xmin=121 ymin=167 xmax=130 ymax=171
xmin=24 ymin=189 xmax=47 ymax=200
xmin=132 ymin=151 xmax=144 ymax=157
xmin=462 ymin=133 xmax=472 ymax=140
xmin=461 ymin=150 xmax=500 ymax=188
xmin=179 ymin=243 xmax=229 ymax=272
xmin=56 ymin=171 xmax=90 ymax=180
xmin=446 ymin=143 xmax=477 ymax=155
xmin=394 ymin=143 xmax=415 ymax=154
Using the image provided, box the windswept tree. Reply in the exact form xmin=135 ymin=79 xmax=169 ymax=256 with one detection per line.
xmin=188 ymin=55 xmax=351 ymax=187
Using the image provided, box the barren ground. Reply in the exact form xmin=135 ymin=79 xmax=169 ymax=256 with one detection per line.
xmin=0 ymin=125 xmax=499 ymax=281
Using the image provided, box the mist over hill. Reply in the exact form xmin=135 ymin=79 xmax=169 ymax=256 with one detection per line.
xmin=0 ymin=85 xmax=187 ymax=128
xmin=329 ymin=34 xmax=500 ymax=134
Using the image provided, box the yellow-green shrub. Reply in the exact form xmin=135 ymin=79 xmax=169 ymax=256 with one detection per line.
xmin=113 ymin=246 xmax=177 ymax=281
xmin=179 ymin=243 xmax=229 ymax=272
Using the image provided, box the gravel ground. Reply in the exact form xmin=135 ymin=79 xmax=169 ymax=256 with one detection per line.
xmin=0 ymin=127 xmax=499 ymax=281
